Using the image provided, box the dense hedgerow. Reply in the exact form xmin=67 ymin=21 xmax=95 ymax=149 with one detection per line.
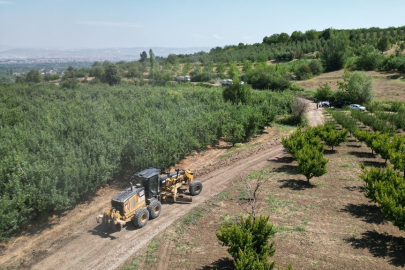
xmin=361 ymin=165 xmax=405 ymax=231
xmin=350 ymin=110 xmax=396 ymax=134
xmin=0 ymin=83 xmax=295 ymax=240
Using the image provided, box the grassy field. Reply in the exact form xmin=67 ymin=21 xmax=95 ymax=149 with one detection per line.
xmin=296 ymin=70 xmax=405 ymax=101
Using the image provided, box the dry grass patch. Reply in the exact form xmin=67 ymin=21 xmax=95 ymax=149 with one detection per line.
xmin=296 ymin=70 xmax=405 ymax=102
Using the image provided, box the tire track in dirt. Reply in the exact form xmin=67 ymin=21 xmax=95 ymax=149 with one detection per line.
xmin=31 ymin=144 xmax=285 ymax=270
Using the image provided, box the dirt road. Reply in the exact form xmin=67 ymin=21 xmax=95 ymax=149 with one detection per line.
xmin=0 ymin=100 xmax=323 ymax=270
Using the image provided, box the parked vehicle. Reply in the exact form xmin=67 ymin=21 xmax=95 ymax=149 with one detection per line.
xmin=332 ymin=101 xmax=352 ymax=108
xmin=349 ymin=104 xmax=366 ymax=111
xmin=176 ymin=76 xmax=190 ymax=82
xmin=221 ymin=79 xmax=232 ymax=86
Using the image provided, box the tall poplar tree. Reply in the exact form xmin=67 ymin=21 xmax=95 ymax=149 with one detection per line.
xmin=149 ymin=49 xmax=155 ymax=84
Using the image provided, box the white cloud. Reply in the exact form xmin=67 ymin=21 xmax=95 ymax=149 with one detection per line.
xmin=78 ymin=21 xmax=140 ymax=28
xmin=213 ymin=34 xmax=225 ymax=40
xmin=192 ymin=34 xmax=205 ymax=39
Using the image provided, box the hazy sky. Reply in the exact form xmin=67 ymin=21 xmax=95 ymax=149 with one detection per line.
xmin=1 ymin=0 xmax=404 ymax=49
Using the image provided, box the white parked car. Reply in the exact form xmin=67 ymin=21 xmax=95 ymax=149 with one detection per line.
xmin=349 ymin=104 xmax=366 ymax=111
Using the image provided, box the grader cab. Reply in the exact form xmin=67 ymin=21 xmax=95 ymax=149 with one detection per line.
xmin=97 ymin=168 xmax=202 ymax=230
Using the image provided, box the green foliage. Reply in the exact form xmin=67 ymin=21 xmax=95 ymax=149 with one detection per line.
xmin=328 ymin=109 xmax=359 ymax=135
xmin=0 ymin=83 xmax=294 ymax=239
xmin=347 ymin=72 xmax=373 ymax=104
xmin=166 ymin=54 xmax=178 ymax=65
xmin=377 ymin=36 xmax=391 ymax=54
xmin=92 ymin=66 xmax=105 ymax=79
xmin=44 ymin=73 xmax=60 ymax=81
xmin=296 ymin=144 xmax=328 ymax=183
xmin=60 ymin=78 xmax=78 ymax=89
xmin=139 ymin=51 xmax=148 ymax=62
xmin=242 ymin=60 xmax=252 ymax=73
xmin=222 ymin=80 xmax=252 ymax=105
xmin=305 ymin=29 xmax=319 ymax=41
xmin=355 ymin=45 xmax=384 ymax=71
xmin=216 ymin=215 xmax=277 ymax=270
xmin=308 ymin=59 xmax=323 ymax=75
xmin=317 ymin=124 xmax=348 ymax=151
xmin=291 ymin=31 xmax=304 ymax=42
xmin=360 ymin=165 xmax=405 ymax=231
xmin=355 ymin=130 xmax=377 ymax=154
xmin=351 ymin=110 xmax=396 ymax=134
xmin=281 ymin=128 xmax=322 ymax=159
xmin=282 ymin=125 xmax=335 ymax=183
xmin=371 ymin=132 xmax=392 ymax=163
xmin=294 ymin=64 xmax=312 ymax=80
xmin=338 ymin=71 xmax=373 ymax=104
xmin=321 ymin=30 xmax=350 ymax=71
xmin=189 ymin=71 xmax=215 ymax=82
xmin=222 ymin=121 xmax=245 ymax=146
xmin=150 ymin=69 xmax=172 ymax=86
xmin=215 ymin=62 xmax=226 ymax=76
xmin=104 ymin=64 xmax=122 ymax=86
xmin=315 ymin=83 xmax=333 ymax=102
xmin=227 ymin=62 xmax=240 ymax=80
xmin=389 ymin=135 xmax=405 ymax=176
xmin=25 ymin=69 xmax=42 ymax=83
xmin=244 ymin=66 xmax=291 ymax=90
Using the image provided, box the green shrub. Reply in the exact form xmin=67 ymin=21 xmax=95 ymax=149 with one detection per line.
xmin=308 ymin=59 xmax=323 ymax=75
xmin=315 ymin=83 xmax=333 ymax=102
xmin=360 ymin=165 xmax=405 ymax=231
xmin=216 ymin=215 xmax=278 ymax=270
xmin=296 ymin=144 xmax=328 ymax=183
xmin=294 ymin=64 xmax=312 ymax=80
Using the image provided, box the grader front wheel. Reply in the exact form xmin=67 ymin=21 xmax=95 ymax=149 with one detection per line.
xmin=189 ymin=181 xmax=203 ymax=196
xmin=133 ymin=208 xmax=149 ymax=228
xmin=148 ymin=200 xmax=162 ymax=219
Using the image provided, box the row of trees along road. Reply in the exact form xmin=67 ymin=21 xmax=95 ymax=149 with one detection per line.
xmin=328 ymin=106 xmax=405 ymax=232
xmin=282 ymin=124 xmax=348 ymax=184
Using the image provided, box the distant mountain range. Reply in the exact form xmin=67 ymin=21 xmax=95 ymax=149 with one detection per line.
xmin=0 ymin=47 xmax=212 ymax=63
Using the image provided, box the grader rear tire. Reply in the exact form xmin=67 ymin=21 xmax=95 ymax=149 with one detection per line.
xmin=133 ymin=208 xmax=149 ymax=228
xmin=189 ymin=181 xmax=203 ymax=196
xmin=147 ymin=200 xmax=162 ymax=219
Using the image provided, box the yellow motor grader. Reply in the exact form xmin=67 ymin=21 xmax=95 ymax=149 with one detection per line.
xmin=96 ymin=168 xmax=202 ymax=231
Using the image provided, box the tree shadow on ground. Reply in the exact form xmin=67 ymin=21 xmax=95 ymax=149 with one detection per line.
xmin=362 ymin=160 xmax=386 ymax=168
xmin=344 ymin=230 xmax=405 ymax=267
xmin=198 ymin=257 xmax=234 ymax=270
xmin=346 ymin=144 xmax=362 ymax=148
xmin=348 ymin=151 xmax=375 ymax=158
xmin=324 ymin=149 xmax=337 ymax=155
xmin=387 ymin=74 xmax=401 ymax=79
xmin=341 ymin=203 xmax=386 ymax=224
xmin=271 ymin=156 xmax=295 ymax=163
xmin=344 ymin=185 xmax=365 ymax=193
xmin=273 ymin=165 xmax=299 ymax=175
xmin=277 ymin=179 xmax=316 ymax=190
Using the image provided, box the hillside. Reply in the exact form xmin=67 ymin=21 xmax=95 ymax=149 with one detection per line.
xmin=296 ymin=70 xmax=405 ymax=101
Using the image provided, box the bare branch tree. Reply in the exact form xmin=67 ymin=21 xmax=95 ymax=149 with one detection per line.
xmin=236 ymin=171 xmax=271 ymax=221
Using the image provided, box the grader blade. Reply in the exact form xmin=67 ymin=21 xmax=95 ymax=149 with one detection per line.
xmin=175 ymin=194 xmax=192 ymax=203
